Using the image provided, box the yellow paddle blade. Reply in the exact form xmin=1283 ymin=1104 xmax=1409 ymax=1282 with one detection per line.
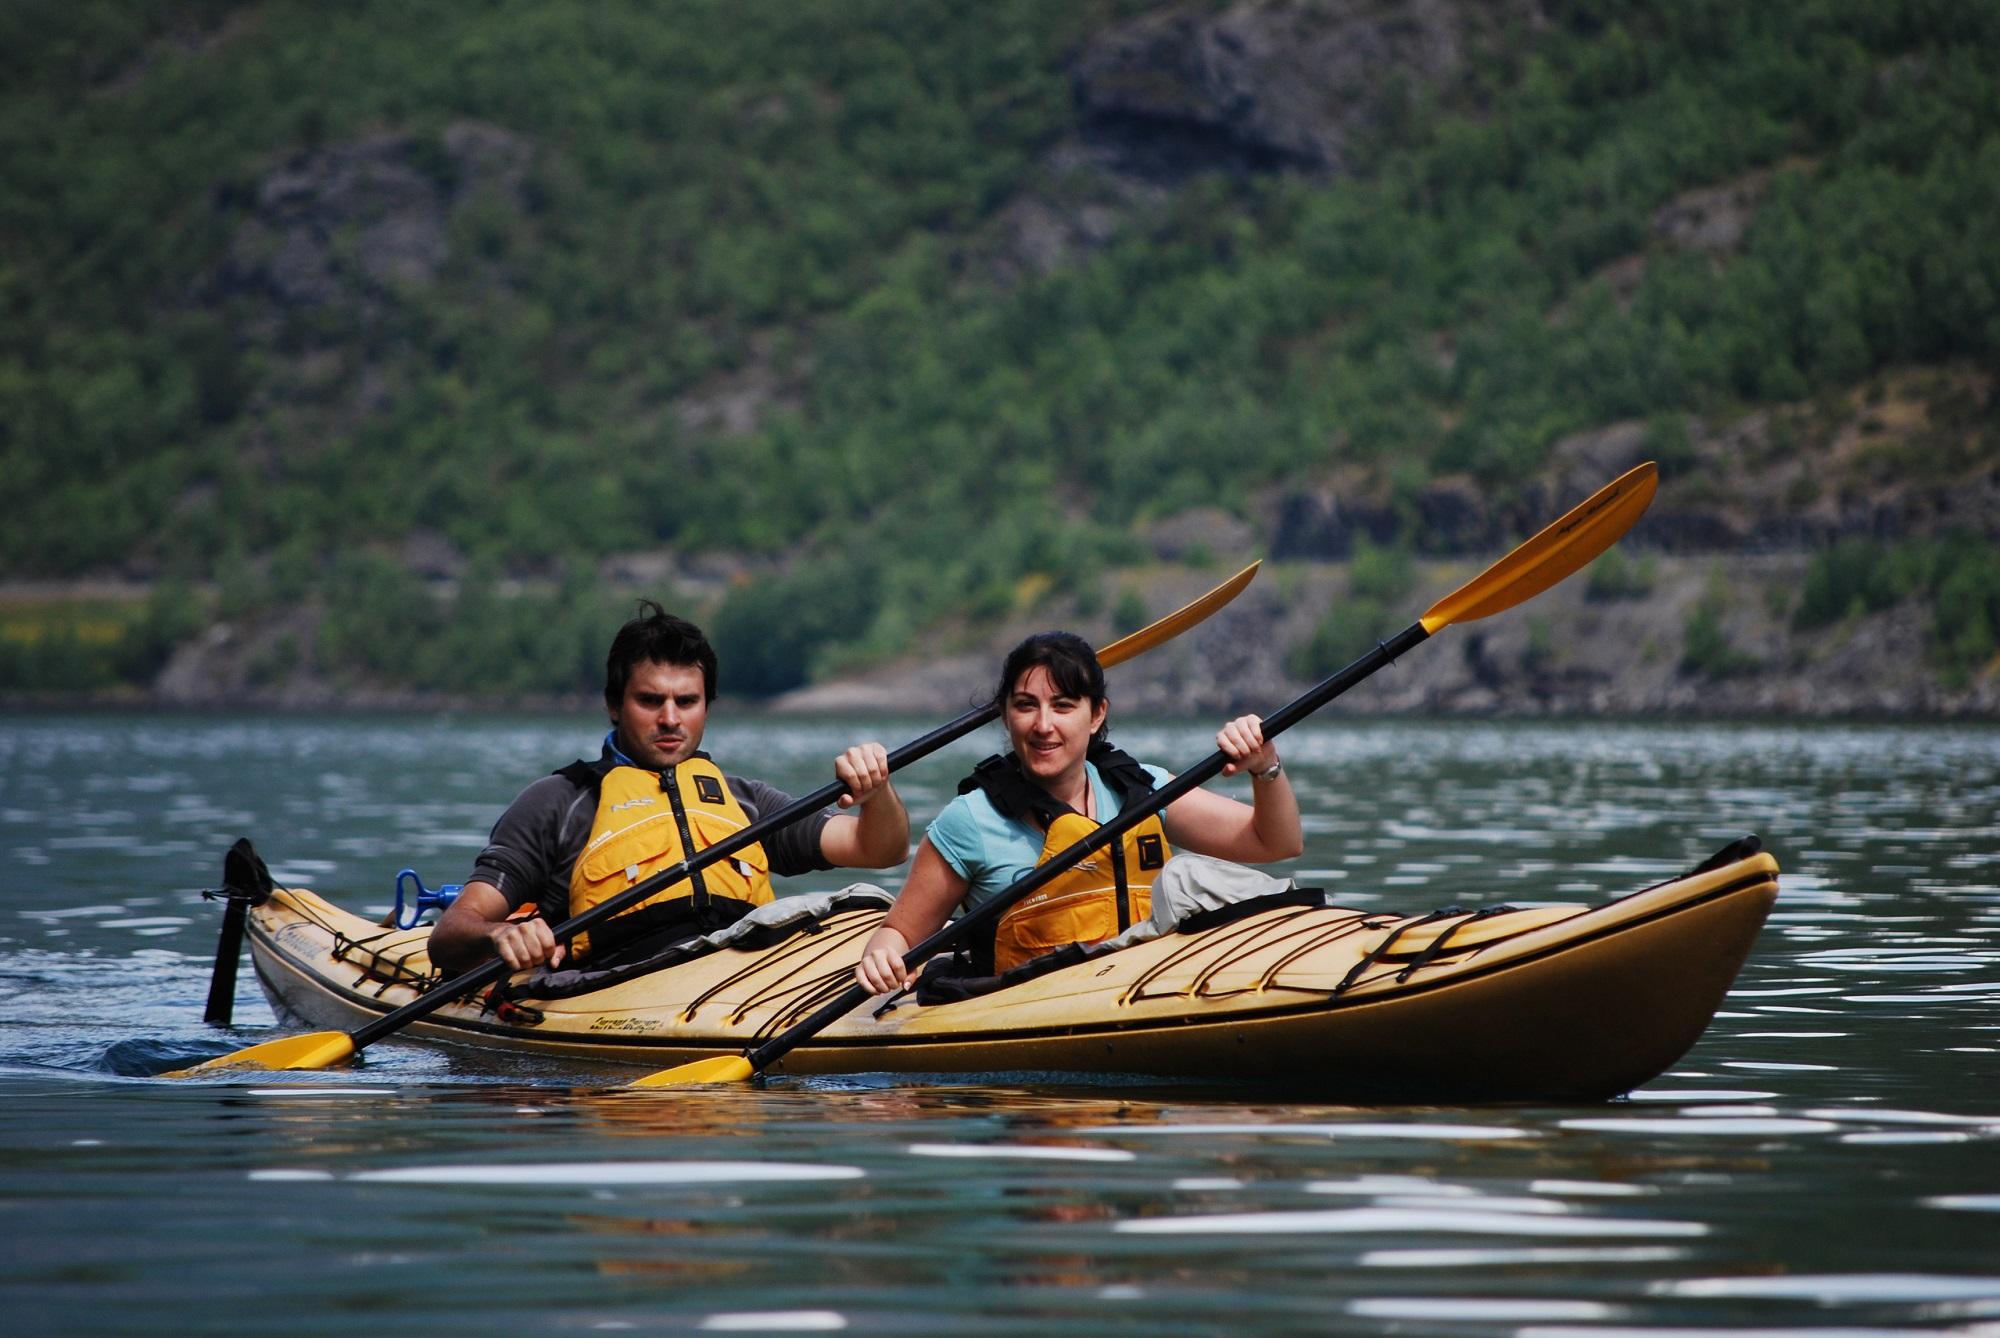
xmin=1419 ymin=462 xmax=1658 ymax=634
xmin=629 ymin=1054 xmax=756 ymax=1088
xmin=1098 ymin=560 xmax=1260 ymax=667
xmin=165 ymin=1030 xmax=359 ymax=1077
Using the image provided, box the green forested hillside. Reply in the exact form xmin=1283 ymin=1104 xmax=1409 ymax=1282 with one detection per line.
xmin=4 ymin=0 xmax=1998 ymax=701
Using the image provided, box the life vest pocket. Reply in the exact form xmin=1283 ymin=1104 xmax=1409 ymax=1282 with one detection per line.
xmin=992 ymin=880 xmax=1155 ymax=970
xmin=577 ymin=809 xmax=683 ymax=889
xmin=685 ymin=806 xmax=771 ymax=885
xmin=580 ymin=808 xmax=772 ymax=892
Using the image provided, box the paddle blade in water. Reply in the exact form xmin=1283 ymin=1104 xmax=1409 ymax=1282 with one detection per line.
xmin=1420 ymin=462 xmax=1658 ymax=633
xmin=166 ymin=1031 xmax=359 ymax=1076
xmin=1098 ymin=561 xmax=1259 ymax=667
xmin=629 ymin=1054 xmax=756 ymax=1088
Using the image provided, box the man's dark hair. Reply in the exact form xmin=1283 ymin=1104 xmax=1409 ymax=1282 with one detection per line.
xmin=992 ymin=630 xmax=1109 ymax=742
xmin=605 ymin=600 xmax=718 ymax=709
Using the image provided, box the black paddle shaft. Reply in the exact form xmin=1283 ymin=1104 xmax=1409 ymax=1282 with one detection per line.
xmin=345 ymin=702 xmax=1000 ymax=1051
xmin=742 ymin=621 xmax=1434 ymax=1074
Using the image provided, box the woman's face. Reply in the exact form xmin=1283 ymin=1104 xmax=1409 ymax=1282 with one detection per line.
xmin=1004 ymin=664 xmax=1107 ymax=788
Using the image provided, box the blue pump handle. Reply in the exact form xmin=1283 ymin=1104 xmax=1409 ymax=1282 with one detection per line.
xmin=391 ymin=868 xmax=463 ymax=930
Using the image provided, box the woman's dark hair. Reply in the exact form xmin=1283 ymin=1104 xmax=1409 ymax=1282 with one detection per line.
xmin=992 ymin=631 xmax=1109 ymax=742
xmin=604 ymin=600 xmax=718 ymax=709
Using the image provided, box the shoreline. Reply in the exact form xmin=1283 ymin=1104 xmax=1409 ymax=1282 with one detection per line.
xmin=7 ymin=549 xmax=1997 ymax=721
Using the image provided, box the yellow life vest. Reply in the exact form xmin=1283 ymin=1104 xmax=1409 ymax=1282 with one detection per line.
xmin=568 ymin=757 xmax=774 ymax=960
xmin=961 ymin=743 xmax=1171 ymax=974
xmin=990 ymin=809 xmax=1171 ymax=973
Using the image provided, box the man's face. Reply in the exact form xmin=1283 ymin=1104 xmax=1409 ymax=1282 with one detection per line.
xmin=611 ymin=660 xmax=709 ymax=770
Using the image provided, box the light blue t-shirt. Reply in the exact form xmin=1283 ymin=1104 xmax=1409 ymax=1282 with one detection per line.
xmin=925 ymin=759 xmax=1173 ymax=911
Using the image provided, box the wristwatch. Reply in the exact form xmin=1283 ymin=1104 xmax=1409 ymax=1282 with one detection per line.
xmin=1253 ymin=761 xmax=1284 ymax=782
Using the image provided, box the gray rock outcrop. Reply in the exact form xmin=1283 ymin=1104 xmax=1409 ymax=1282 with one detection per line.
xmin=216 ymin=119 xmax=531 ymax=310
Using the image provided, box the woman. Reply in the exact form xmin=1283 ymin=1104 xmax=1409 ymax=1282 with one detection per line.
xmin=854 ymin=631 xmax=1303 ymax=994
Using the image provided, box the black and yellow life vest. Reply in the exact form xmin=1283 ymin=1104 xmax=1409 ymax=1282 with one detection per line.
xmin=562 ymin=754 xmax=774 ymax=961
xmin=960 ymin=741 xmax=1171 ymax=974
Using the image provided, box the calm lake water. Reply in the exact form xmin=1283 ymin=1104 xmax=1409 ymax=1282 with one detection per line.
xmin=2 ymin=711 xmax=1997 ymax=1336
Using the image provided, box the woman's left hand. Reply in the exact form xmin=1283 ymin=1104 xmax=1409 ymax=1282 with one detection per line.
xmin=1216 ymin=714 xmax=1278 ymax=778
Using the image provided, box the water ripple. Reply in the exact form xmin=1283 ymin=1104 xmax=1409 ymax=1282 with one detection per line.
xmin=1082 ymin=1122 xmax=1533 ymax=1141
xmin=699 ymin=1313 xmax=848 ymax=1333
xmin=1559 ymin=1117 xmax=1842 ymax=1135
xmin=1116 ymin=1207 xmax=1708 ymax=1237
xmin=906 ymin=1142 xmax=1135 ymax=1162
xmin=1360 ymin=1246 xmax=1686 ymax=1268
xmin=1655 ymin=1274 xmax=2000 ymax=1303
xmin=293 ymin=1161 xmax=870 ymax=1185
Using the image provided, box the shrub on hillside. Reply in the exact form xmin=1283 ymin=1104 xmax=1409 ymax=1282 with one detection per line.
xmin=1680 ymin=598 xmax=1760 ymax=679
xmin=1286 ymin=540 xmax=1415 ymax=678
xmin=1929 ymin=539 xmax=2000 ymax=681
xmin=1793 ymin=538 xmax=1921 ymax=628
xmin=1792 ymin=533 xmax=2000 ymax=680
xmin=1585 ymin=546 xmax=1657 ymax=601
xmin=708 ymin=552 xmax=881 ymax=698
xmin=317 ymin=553 xmax=441 ymax=681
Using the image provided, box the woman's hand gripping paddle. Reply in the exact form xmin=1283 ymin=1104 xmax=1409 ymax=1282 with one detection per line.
xmin=167 ymin=562 xmax=1261 ymax=1076
xmin=631 ymin=462 xmax=1659 ymax=1088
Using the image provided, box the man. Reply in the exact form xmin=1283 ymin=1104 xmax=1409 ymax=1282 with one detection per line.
xmin=429 ymin=601 xmax=908 ymax=974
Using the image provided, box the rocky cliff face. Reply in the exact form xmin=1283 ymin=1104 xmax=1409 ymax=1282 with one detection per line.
xmin=1073 ymin=0 xmax=1540 ymax=181
xmin=1270 ymin=385 xmax=2000 ymax=564
xmin=772 ymin=361 xmax=1999 ymax=722
xmin=215 ymin=120 xmax=532 ymax=312
xmin=976 ymin=0 xmax=1544 ymax=282
xmin=772 ymin=547 xmax=2000 ymax=722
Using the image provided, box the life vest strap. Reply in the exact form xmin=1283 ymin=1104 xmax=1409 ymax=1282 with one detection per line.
xmin=957 ymin=740 xmax=1158 ymax=825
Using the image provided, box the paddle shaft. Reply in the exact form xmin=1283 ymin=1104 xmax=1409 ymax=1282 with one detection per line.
xmin=345 ymin=702 xmax=999 ymax=1051
xmin=741 ymin=621 xmax=1433 ymax=1073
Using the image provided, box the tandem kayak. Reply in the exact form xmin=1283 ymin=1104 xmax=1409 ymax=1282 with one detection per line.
xmin=226 ymin=837 xmax=1778 ymax=1100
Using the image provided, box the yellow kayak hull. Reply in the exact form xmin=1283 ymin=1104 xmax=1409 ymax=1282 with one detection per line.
xmin=243 ymin=850 xmax=1778 ymax=1099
